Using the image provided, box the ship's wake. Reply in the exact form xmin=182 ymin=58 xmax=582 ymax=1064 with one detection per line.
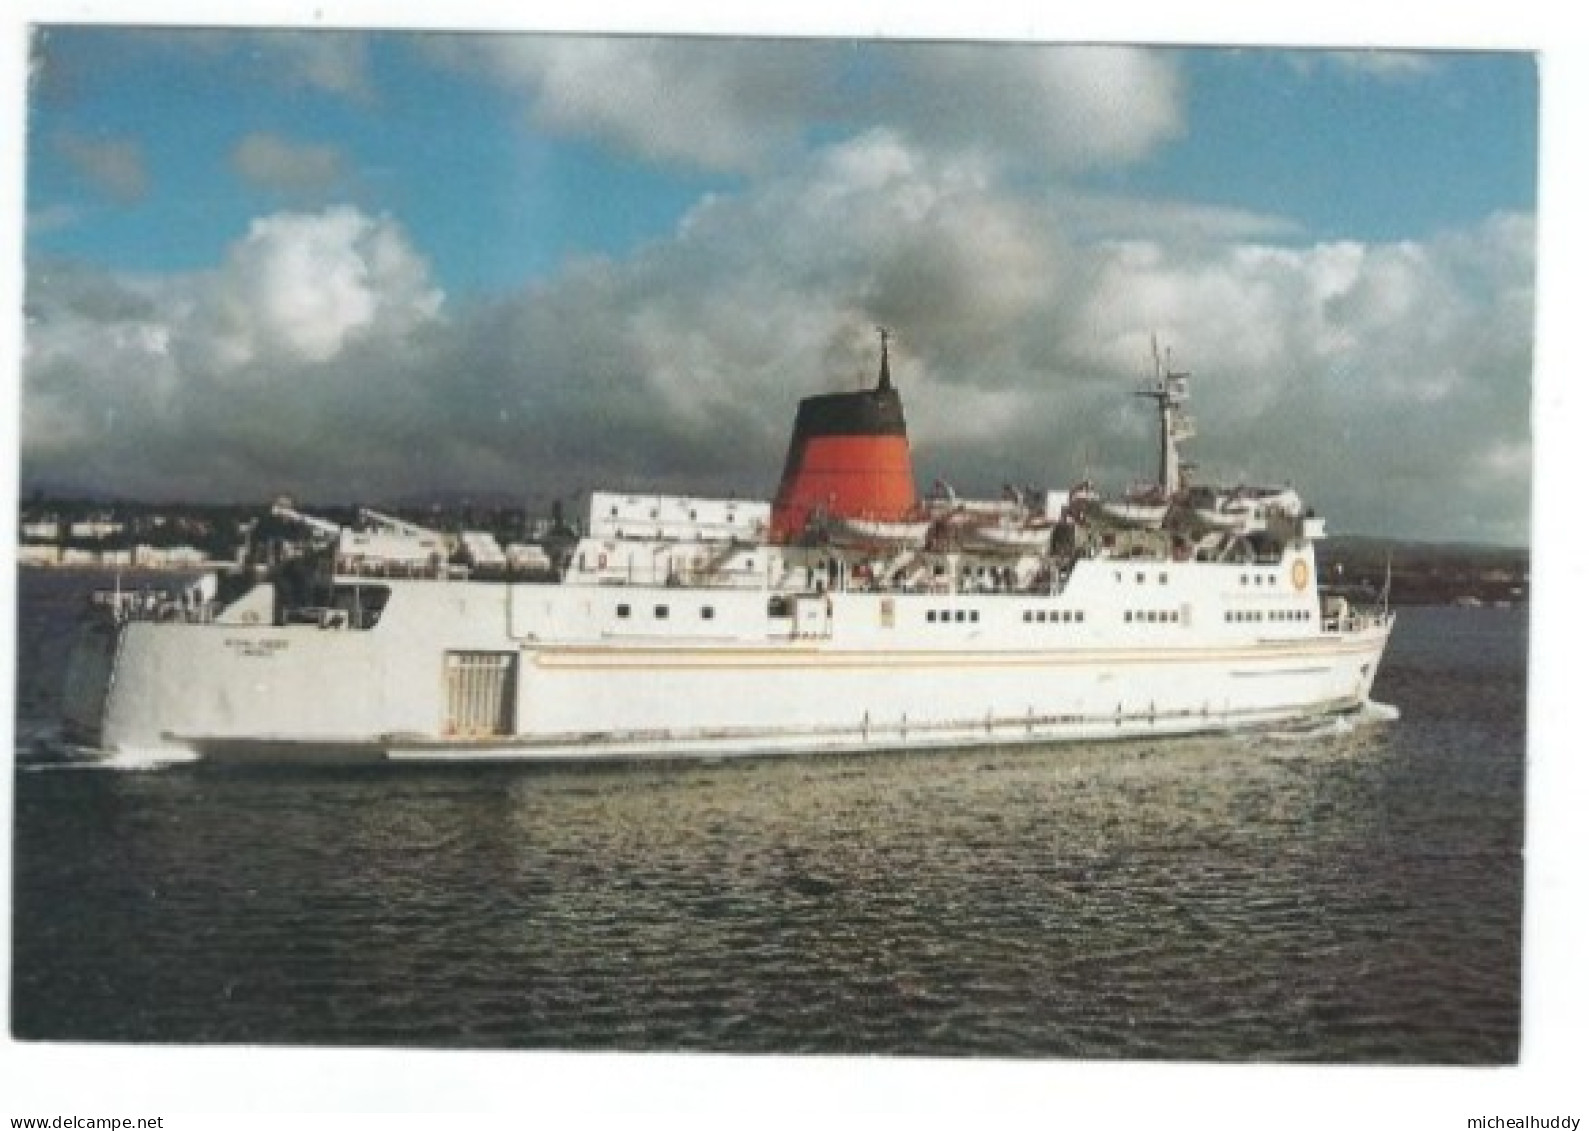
xmin=1361 ymin=699 xmax=1401 ymax=723
xmin=17 ymin=744 xmax=200 ymax=773
xmin=1256 ymin=700 xmax=1400 ymax=746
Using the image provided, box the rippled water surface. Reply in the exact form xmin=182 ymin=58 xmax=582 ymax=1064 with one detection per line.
xmin=11 ymin=570 xmax=1525 ymax=1060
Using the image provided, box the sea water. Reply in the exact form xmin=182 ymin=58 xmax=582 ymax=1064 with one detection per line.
xmin=10 ymin=570 xmax=1524 ymax=1061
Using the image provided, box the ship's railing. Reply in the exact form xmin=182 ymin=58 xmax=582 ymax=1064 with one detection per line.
xmin=1321 ymin=607 xmax=1395 ymax=635
xmin=336 ymin=557 xmax=461 ymax=580
xmin=88 ymin=587 xmax=216 ymax=625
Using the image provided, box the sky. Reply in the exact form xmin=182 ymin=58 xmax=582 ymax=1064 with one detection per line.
xmin=19 ymin=29 xmax=1538 ymax=544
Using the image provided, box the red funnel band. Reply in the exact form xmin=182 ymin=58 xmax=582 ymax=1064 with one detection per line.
xmin=771 ymin=435 xmax=917 ymax=541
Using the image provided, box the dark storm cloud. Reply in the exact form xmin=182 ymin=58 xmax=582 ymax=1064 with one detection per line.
xmin=20 ymin=138 xmax=1533 ymax=543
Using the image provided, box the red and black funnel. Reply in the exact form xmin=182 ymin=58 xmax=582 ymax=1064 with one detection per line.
xmin=770 ymin=331 xmax=918 ymax=542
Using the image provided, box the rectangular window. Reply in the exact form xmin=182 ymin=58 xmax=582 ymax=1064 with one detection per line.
xmin=955 ymin=610 xmax=966 ymax=623
xmin=1024 ymin=610 xmax=1034 ymax=623
xmin=616 ymin=604 xmax=631 ymax=619
xmin=701 ymin=606 xmax=715 ymax=620
xmin=655 ymin=605 xmax=669 ymax=619
xmin=927 ymin=610 xmax=938 ymax=623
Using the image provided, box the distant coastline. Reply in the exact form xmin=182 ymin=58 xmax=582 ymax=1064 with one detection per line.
xmin=16 ymin=497 xmax=1529 ymax=606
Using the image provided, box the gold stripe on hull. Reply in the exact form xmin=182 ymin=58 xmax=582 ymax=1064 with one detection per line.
xmin=529 ymin=634 xmax=1391 ymax=672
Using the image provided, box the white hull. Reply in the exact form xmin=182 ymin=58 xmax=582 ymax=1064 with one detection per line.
xmin=173 ymin=698 xmax=1379 ymax=765
xmin=65 ymin=553 xmax=1393 ymax=766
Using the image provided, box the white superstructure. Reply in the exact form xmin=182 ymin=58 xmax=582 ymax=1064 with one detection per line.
xmin=62 ymin=336 xmax=1394 ymax=765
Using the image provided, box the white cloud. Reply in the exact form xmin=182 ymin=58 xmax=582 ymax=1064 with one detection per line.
xmin=26 ymin=203 xmax=78 ymax=235
xmin=424 ymin=37 xmax=1183 ymax=174
xmin=54 ymin=132 xmax=148 ymax=202
xmin=427 ymin=36 xmax=832 ymax=172
xmin=1051 ymin=193 xmax=1301 ymax=245
xmin=245 ymin=31 xmax=375 ymax=103
xmin=880 ymin=44 xmax=1184 ymax=169
xmin=231 ymin=132 xmax=347 ymax=196
xmin=194 ymin=208 xmax=443 ymax=372
xmin=23 ymin=209 xmax=446 ymax=497
xmin=1286 ymin=49 xmax=1443 ymax=83
xmin=1322 ymin=50 xmax=1442 ymax=81
xmin=20 ymin=146 xmax=1533 ymax=543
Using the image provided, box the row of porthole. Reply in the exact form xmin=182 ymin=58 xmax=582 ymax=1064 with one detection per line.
xmin=1124 ymin=609 xmax=1180 ymax=624
xmin=1225 ymin=608 xmax=1311 ymax=623
xmin=615 ymin=603 xmax=716 ymax=621
xmin=1113 ymin=570 xmax=1290 ymax=589
xmin=926 ymin=609 xmax=981 ymax=624
xmin=1024 ymin=609 xmax=1086 ymax=624
xmin=1115 ymin=571 xmax=1171 ymax=585
xmin=610 ymin=505 xmax=744 ymax=521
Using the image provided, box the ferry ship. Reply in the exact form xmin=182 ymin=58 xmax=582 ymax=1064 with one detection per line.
xmin=61 ymin=333 xmax=1394 ymax=764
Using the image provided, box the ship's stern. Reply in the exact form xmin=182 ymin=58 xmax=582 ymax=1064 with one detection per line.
xmin=61 ymin=619 xmax=122 ymax=749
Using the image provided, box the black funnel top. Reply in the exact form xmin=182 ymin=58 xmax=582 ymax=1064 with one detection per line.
xmin=788 ymin=385 xmax=908 ymax=439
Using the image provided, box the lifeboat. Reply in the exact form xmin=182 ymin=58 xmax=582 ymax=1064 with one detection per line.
xmin=1188 ymin=487 xmax=1303 ymax=534
xmin=826 ymin=515 xmax=934 ymax=549
xmin=961 ymin=517 xmax=1057 ymax=554
xmin=1096 ymin=494 xmax=1170 ymax=529
xmin=1188 ymin=493 xmax=1254 ymax=531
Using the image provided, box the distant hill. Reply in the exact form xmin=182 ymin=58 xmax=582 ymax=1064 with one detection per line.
xmin=1317 ymin=536 xmax=1529 ymax=606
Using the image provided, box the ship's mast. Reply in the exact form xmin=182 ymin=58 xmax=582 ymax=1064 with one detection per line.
xmin=877 ymin=325 xmax=893 ymax=391
xmin=1136 ymin=337 xmax=1196 ymax=496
